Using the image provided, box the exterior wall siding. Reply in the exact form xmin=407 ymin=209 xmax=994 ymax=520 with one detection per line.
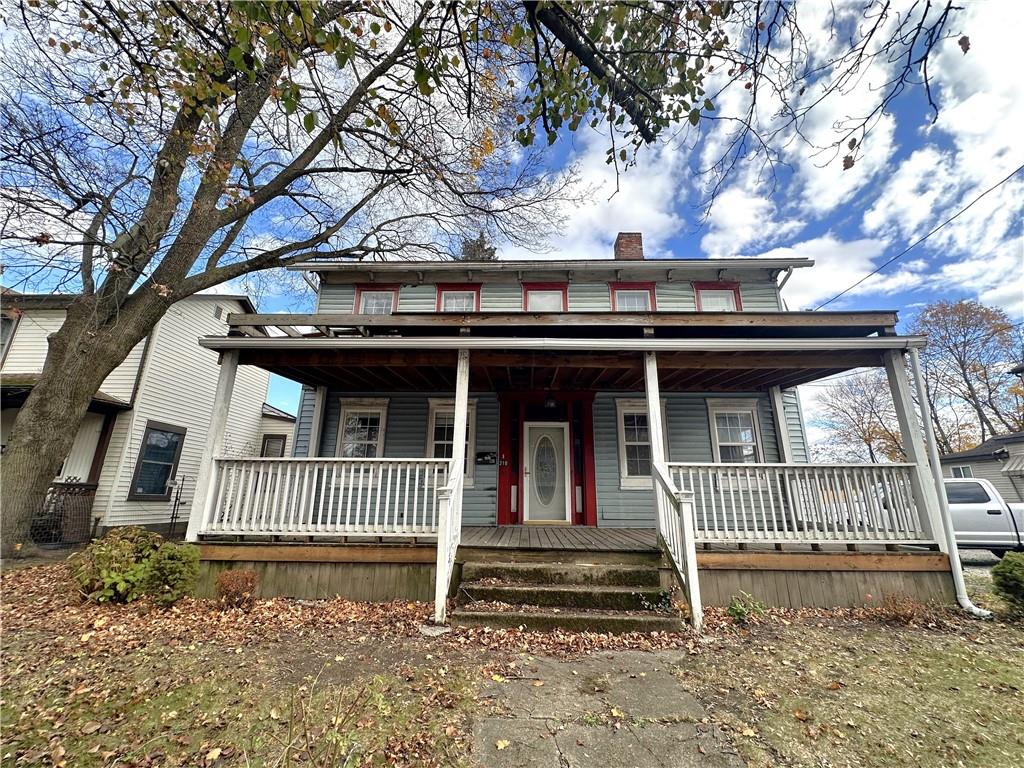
xmin=258 ymin=416 xmax=295 ymax=458
xmin=592 ymin=392 xmax=780 ymax=527
xmin=315 ymin=278 xmax=784 ymax=314
xmin=311 ymin=390 xmax=499 ymax=525
xmin=99 ymin=298 xmax=270 ymax=528
xmin=782 ymin=388 xmax=810 ymax=463
xmin=1 ymin=309 xmax=146 ymax=402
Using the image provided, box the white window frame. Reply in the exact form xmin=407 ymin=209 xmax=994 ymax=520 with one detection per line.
xmin=697 ymin=289 xmax=738 ymax=311
xmin=707 ymin=398 xmax=763 ymax=463
xmin=439 ymin=290 xmax=478 ymax=312
xmin=524 ymin=289 xmax=566 ymax=312
xmin=612 ymin=289 xmax=652 ymax=312
xmin=951 ymin=465 xmax=974 ymax=479
xmin=426 ymin=398 xmax=477 ymax=487
xmin=335 ymin=398 xmax=389 ymax=458
xmin=357 ymin=290 xmax=397 ymax=315
xmin=615 ymin=398 xmax=668 ymax=490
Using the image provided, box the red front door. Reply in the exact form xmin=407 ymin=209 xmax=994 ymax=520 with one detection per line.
xmin=497 ymin=392 xmax=597 ymax=525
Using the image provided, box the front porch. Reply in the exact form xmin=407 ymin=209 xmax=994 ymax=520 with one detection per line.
xmin=186 ymin=312 xmax=959 ymax=627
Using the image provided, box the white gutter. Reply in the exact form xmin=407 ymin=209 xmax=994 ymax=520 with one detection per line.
xmin=199 ymin=335 xmax=928 ymax=352
xmin=289 ymin=257 xmax=816 ymax=273
xmin=909 ymin=347 xmax=991 ymax=619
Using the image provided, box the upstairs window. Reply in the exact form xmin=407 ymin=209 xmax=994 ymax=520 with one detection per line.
xmin=950 ymin=465 xmax=974 ymax=479
xmin=694 ymin=282 xmax=743 ymax=311
xmin=436 ymin=284 xmax=481 ymax=312
xmin=355 ymin=285 xmax=399 ymax=315
xmin=523 ymin=283 xmax=567 ymax=312
xmin=609 ymin=282 xmax=656 ymax=311
xmin=128 ymin=421 xmax=186 ymax=500
xmin=708 ymin=399 xmax=762 ymax=463
xmin=336 ymin=399 xmax=388 ymax=457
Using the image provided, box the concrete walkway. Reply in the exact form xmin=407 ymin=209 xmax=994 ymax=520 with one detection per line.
xmin=473 ymin=650 xmax=744 ymax=768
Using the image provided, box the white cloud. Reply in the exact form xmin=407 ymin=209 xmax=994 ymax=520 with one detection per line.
xmin=700 ymin=183 xmax=804 ymax=258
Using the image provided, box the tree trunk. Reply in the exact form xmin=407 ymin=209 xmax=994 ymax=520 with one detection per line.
xmin=0 ymin=298 xmax=155 ymax=556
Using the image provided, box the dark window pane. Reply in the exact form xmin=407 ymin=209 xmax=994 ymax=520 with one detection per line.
xmin=135 ymin=460 xmax=172 ymax=495
xmin=944 ymin=482 xmax=990 ymax=504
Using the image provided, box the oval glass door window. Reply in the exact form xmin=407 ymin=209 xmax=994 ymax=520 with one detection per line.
xmin=534 ymin=435 xmax=557 ymax=504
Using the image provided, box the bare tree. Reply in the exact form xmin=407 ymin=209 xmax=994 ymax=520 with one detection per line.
xmin=811 ymin=371 xmax=905 ymax=463
xmin=458 ymin=233 xmax=497 ymax=261
xmin=0 ymin=1 xmax=964 ymax=553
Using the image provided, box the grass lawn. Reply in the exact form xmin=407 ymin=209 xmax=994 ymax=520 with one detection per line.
xmin=1 ymin=559 xmax=1022 ymax=767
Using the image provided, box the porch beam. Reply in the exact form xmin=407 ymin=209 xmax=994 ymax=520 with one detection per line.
xmin=201 ymin=335 xmax=926 ymax=353
xmin=769 ymin=386 xmax=794 ymax=463
xmin=186 ymin=349 xmax=239 ymax=542
xmin=883 ymin=350 xmax=943 ymax=548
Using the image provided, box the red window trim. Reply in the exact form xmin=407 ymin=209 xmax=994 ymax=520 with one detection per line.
xmin=353 ymin=283 xmax=401 ymax=314
xmin=692 ymin=281 xmax=743 ymax=311
xmin=435 ymin=283 xmax=482 ymax=312
xmin=608 ymin=281 xmax=658 ymax=311
xmin=522 ymin=282 xmax=568 ymax=311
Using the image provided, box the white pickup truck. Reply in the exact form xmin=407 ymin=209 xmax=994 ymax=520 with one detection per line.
xmin=944 ymin=478 xmax=1024 ymax=558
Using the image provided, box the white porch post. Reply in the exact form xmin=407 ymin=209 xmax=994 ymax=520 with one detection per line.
xmin=306 ymin=385 xmax=327 ymax=457
xmin=186 ymin=349 xmax=239 ymax=542
xmin=644 ymin=351 xmax=703 ymax=631
xmin=883 ymin=349 xmax=943 ymax=548
xmin=769 ymin=385 xmax=794 ymax=463
xmin=434 ymin=349 xmax=470 ymax=624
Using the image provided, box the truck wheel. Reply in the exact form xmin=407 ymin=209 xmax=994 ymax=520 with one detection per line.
xmin=990 ymin=549 xmax=1009 ymax=559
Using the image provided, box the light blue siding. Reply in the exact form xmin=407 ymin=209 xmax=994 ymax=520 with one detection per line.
xmin=783 ymin=388 xmax=809 ymax=462
xmin=291 ymin=385 xmax=316 ymax=456
xmin=308 ymin=390 xmax=498 ymax=525
xmin=593 ymin=393 xmax=780 ymax=527
xmin=315 ymin=278 xmax=782 ymax=314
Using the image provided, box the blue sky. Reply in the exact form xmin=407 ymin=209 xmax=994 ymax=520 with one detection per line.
xmin=255 ymin=2 xmax=1022 ymax=418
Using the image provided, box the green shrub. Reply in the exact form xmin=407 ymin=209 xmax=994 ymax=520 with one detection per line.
xmin=992 ymin=552 xmax=1024 ymax=616
xmin=143 ymin=542 xmax=200 ymax=607
xmin=726 ymin=591 xmax=766 ymax=624
xmin=67 ymin=529 xmax=198 ymax=607
xmin=68 ymin=536 xmax=141 ymax=602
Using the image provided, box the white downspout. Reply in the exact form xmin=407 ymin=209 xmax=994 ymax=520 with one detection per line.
xmin=909 ymin=348 xmax=991 ymax=619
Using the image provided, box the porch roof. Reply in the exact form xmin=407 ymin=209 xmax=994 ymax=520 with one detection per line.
xmin=198 ymin=334 xmax=925 ymax=392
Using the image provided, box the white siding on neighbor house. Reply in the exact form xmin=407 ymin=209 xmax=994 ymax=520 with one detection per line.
xmin=97 ymin=297 xmax=270 ymax=527
xmin=314 ymin=278 xmax=783 ymax=314
xmin=1 ymin=309 xmax=147 ymax=402
xmin=258 ymin=415 xmax=295 ymax=457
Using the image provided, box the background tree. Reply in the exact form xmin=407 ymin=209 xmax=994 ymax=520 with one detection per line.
xmin=811 ymin=371 xmax=905 ymax=463
xmin=0 ymin=0 xmax=964 ymax=553
xmin=458 ymin=232 xmax=497 ymax=261
xmin=909 ymin=300 xmax=1024 ymax=442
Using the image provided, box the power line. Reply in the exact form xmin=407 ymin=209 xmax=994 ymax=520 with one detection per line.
xmin=813 ymin=162 xmax=1024 ymax=311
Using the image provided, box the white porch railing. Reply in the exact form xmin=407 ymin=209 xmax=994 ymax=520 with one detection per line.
xmin=433 ymin=460 xmax=465 ymax=623
xmin=653 ymin=462 xmax=703 ymax=631
xmin=197 ymin=457 xmax=449 ymax=537
xmin=667 ymin=462 xmax=932 ymax=545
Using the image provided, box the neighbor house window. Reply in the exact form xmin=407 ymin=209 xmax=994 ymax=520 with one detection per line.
xmin=436 ymin=284 xmax=481 ymax=312
xmin=128 ymin=421 xmax=187 ymax=500
xmin=427 ymin=398 xmax=477 ymax=485
xmin=694 ymin=282 xmax=742 ymax=311
xmin=951 ymin=465 xmax=974 ymax=479
xmin=336 ymin=399 xmax=388 ymax=457
xmin=355 ymin=285 xmax=399 ymax=315
xmin=522 ymin=283 xmax=567 ymax=312
xmin=615 ymin=398 xmax=668 ymax=489
xmin=609 ymin=282 xmax=656 ymax=312
xmin=261 ymin=434 xmax=288 ymax=458
xmin=707 ymin=399 xmax=762 ymax=463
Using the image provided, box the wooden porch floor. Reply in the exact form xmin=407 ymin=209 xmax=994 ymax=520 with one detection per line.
xmin=461 ymin=526 xmax=658 ymax=552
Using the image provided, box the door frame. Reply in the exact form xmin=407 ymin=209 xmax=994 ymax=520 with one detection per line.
xmin=521 ymin=420 xmax=572 ymax=523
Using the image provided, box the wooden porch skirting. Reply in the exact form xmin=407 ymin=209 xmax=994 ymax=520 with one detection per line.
xmin=196 ymin=540 xmax=955 ymax=609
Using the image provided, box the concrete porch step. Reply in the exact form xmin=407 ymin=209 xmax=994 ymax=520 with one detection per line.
xmin=461 ymin=561 xmax=661 ymax=587
xmin=459 ymin=581 xmax=668 ymax=611
xmin=451 ymin=605 xmax=685 ymax=634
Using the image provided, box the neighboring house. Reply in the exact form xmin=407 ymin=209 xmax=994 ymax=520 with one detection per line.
xmin=257 ymin=402 xmax=296 ymax=458
xmin=1 ymin=293 xmax=273 ymax=541
xmin=186 ymin=233 xmax=959 ymax=631
xmin=940 ymin=432 xmax=1024 ymax=503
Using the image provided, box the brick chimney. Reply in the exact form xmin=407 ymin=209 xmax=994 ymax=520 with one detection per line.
xmin=613 ymin=232 xmax=644 ymax=260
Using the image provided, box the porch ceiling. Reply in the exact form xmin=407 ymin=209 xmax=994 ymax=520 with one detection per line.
xmin=235 ymin=347 xmax=883 ymax=392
